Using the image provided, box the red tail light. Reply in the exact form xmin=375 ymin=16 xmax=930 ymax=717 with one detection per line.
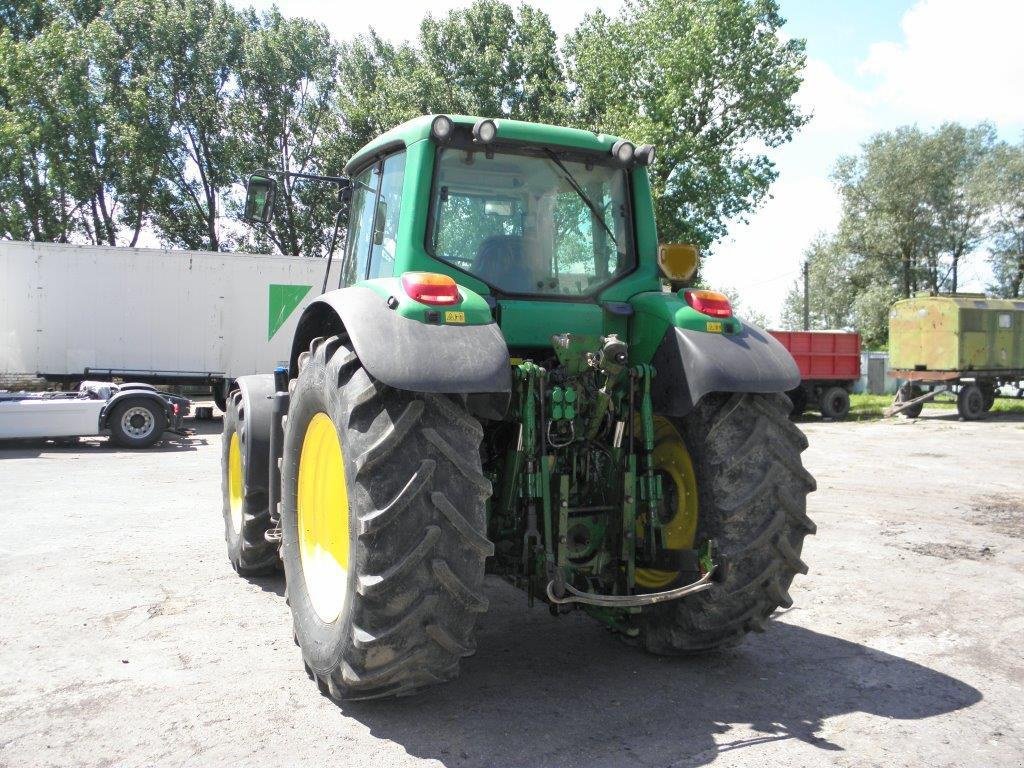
xmin=401 ymin=272 xmax=460 ymax=306
xmin=684 ymin=289 xmax=732 ymax=318
xmin=172 ymin=403 xmax=180 ymax=416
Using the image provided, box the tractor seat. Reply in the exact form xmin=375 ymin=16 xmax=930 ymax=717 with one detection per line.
xmin=472 ymin=235 xmax=534 ymax=293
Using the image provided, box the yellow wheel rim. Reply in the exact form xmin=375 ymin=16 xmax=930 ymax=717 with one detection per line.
xmin=635 ymin=416 xmax=699 ymax=589
xmin=297 ymin=412 xmax=351 ymax=624
xmin=228 ymin=432 xmax=243 ymax=535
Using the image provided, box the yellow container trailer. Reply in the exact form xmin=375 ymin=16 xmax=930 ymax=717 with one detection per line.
xmin=887 ymin=294 xmax=1024 ymax=420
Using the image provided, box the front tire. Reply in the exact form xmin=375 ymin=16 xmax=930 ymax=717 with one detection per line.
xmin=221 ymin=376 xmax=278 ymax=576
xmin=282 ymin=335 xmax=493 ymax=701
xmin=641 ymin=392 xmax=816 ymax=653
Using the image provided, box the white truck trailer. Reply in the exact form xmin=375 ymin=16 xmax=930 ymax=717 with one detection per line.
xmin=0 ymin=241 xmax=325 ymax=409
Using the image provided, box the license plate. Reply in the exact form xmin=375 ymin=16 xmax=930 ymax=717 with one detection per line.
xmin=706 ymin=321 xmax=723 ymax=333
xmin=445 ymin=311 xmax=466 ymax=324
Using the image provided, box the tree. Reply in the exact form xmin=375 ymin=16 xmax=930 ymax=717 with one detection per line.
xmin=920 ymin=123 xmax=994 ymax=292
xmin=780 ymin=234 xmax=862 ymax=332
xmin=417 ymin=0 xmax=566 ymax=123
xmin=832 ymin=123 xmax=995 ymax=302
xmin=150 ymin=0 xmax=245 ymax=252
xmin=979 ymin=140 xmax=1024 ymax=297
xmin=0 ymin=1 xmax=175 ymax=245
xmin=233 ymin=8 xmax=343 ymax=258
xmin=564 ymin=0 xmax=807 ymax=250
xmin=833 ymin=127 xmax=934 ymax=300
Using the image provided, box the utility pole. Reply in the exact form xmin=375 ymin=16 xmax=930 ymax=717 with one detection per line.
xmin=802 ymin=260 xmax=810 ymax=331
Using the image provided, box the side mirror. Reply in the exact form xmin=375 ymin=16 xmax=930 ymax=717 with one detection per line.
xmin=658 ymin=243 xmax=699 ymax=287
xmin=243 ymin=175 xmax=277 ymax=223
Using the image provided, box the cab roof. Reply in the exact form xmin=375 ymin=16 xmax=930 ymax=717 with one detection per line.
xmin=344 ymin=114 xmax=625 ymax=174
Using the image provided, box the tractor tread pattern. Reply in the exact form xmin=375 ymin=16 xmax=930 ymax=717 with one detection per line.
xmin=285 ymin=335 xmax=492 ymax=701
xmin=221 ymin=389 xmax=277 ymax=575
xmin=641 ymin=391 xmax=815 ymax=654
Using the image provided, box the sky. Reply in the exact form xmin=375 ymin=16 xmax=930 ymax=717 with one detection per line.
xmin=244 ymin=0 xmax=1024 ymax=322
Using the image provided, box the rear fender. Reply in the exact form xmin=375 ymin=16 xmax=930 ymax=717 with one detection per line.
xmin=650 ymin=321 xmax=800 ymax=416
xmin=289 ymin=284 xmax=511 ymax=415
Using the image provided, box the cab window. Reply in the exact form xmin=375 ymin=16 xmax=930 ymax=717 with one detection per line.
xmin=367 ymin=152 xmax=407 ymax=280
xmin=340 ymin=163 xmax=379 ymax=287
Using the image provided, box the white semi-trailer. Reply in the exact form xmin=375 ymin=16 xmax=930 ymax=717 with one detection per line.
xmin=0 ymin=241 xmax=325 ymax=408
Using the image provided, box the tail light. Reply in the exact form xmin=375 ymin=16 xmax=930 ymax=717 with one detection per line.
xmin=172 ymin=403 xmax=180 ymax=416
xmin=684 ymin=289 xmax=732 ymax=318
xmin=401 ymin=272 xmax=460 ymax=306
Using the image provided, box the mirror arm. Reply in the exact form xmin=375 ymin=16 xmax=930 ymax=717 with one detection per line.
xmin=252 ymin=168 xmax=350 ymax=186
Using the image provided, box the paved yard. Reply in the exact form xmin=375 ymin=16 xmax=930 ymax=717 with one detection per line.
xmin=1 ymin=410 xmax=1022 ymax=767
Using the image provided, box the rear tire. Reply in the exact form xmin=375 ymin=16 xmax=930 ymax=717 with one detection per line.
xmin=282 ymin=335 xmax=493 ymax=701
xmin=957 ymin=384 xmax=985 ymax=420
xmin=108 ymin=399 xmax=165 ymax=448
xmin=819 ymin=386 xmax=850 ymax=420
xmin=221 ymin=377 xmax=278 ymax=576
xmin=641 ymin=392 xmax=816 ymax=653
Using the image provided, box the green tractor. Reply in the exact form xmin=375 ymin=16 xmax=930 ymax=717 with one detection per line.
xmin=222 ymin=114 xmax=816 ymax=701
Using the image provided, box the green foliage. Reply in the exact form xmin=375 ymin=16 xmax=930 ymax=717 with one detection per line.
xmin=978 ymin=140 xmax=1024 ymax=297
xmin=1 ymin=0 xmax=807 ymax=260
xmin=832 ymin=123 xmax=995 ymax=301
xmin=563 ymin=0 xmax=807 ymax=250
xmin=806 ymin=122 xmax=1023 ymax=346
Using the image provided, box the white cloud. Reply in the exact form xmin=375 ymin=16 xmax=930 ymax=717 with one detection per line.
xmin=707 ymin=174 xmax=841 ymax=326
xmin=860 ymin=0 xmax=1024 ymax=125
xmin=796 ymin=58 xmax=874 ymax=140
xmin=705 ymin=57 xmax=863 ymax=324
xmin=708 ymin=0 xmax=1024 ymax=321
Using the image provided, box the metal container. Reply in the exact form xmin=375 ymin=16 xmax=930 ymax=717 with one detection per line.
xmin=768 ymin=330 xmax=861 ymax=381
xmin=889 ymin=294 xmax=1024 ymax=373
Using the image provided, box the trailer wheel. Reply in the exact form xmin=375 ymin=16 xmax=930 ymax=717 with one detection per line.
xmin=640 ymin=392 xmax=815 ymax=653
xmin=282 ymin=334 xmax=492 ymax=701
xmin=819 ymin=386 xmax=850 ymax=420
xmin=221 ymin=375 xmax=278 ymax=576
xmin=957 ymin=384 xmax=985 ymax=420
xmin=980 ymin=382 xmax=996 ymax=412
xmin=108 ymin=399 xmax=165 ymax=448
xmin=895 ymin=384 xmax=924 ymax=418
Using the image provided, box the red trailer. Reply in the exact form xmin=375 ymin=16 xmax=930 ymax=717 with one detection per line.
xmin=768 ymin=330 xmax=862 ymax=419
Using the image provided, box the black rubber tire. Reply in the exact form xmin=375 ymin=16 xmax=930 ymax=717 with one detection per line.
xmin=640 ymin=392 xmax=816 ymax=653
xmin=957 ymin=384 xmax=985 ymax=420
xmin=896 ymin=384 xmax=924 ymax=419
xmin=282 ymin=335 xmax=493 ymax=701
xmin=785 ymin=386 xmax=807 ymax=418
xmin=980 ymin=382 xmax=996 ymax=412
xmin=819 ymin=386 xmax=850 ymax=420
xmin=221 ymin=376 xmax=278 ymax=576
xmin=108 ymin=398 xmax=166 ymax=448
xmin=213 ymin=383 xmax=228 ymax=414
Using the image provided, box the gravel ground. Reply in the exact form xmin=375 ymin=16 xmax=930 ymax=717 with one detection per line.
xmin=1 ymin=410 xmax=1022 ymax=767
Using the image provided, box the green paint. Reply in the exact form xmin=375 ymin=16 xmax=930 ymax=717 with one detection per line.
xmin=268 ymin=284 xmax=313 ymax=340
xmin=630 ymin=291 xmax=744 ymax=363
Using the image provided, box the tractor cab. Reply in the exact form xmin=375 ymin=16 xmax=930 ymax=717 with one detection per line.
xmin=246 ymin=114 xmax=696 ymax=353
